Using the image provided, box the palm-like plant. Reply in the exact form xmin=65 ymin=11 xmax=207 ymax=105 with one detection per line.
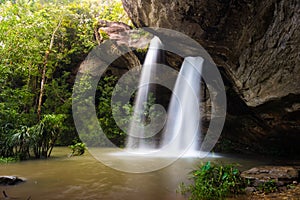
xmin=10 ymin=126 xmax=31 ymax=160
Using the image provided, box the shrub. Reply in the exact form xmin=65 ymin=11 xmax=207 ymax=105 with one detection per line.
xmin=30 ymin=114 xmax=66 ymax=159
xmin=69 ymin=142 xmax=87 ymax=156
xmin=179 ymin=161 xmax=246 ymax=200
xmin=97 ymin=75 xmax=129 ymax=147
xmin=257 ymin=180 xmax=278 ymax=193
xmin=0 ymin=156 xmax=18 ymax=164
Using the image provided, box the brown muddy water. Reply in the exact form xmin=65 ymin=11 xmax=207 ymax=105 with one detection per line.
xmin=0 ymin=147 xmax=269 ymax=200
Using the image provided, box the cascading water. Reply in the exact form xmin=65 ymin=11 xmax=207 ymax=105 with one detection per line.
xmin=126 ymin=35 xmax=204 ymax=156
xmin=160 ymin=57 xmax=203 ymax=156
xmin=126 ymin=36 xmax=164 ymax=151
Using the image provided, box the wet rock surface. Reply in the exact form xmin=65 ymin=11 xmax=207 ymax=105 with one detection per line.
xmin=0 ymin=176 xmax=25 ymax=186
xmin=249 ymin=184 xmax=300 ymax=200
xmin=241 ymin=166 xmax=299 ymax=186
xmin=231 ymin=166 xmax=300 ymax=199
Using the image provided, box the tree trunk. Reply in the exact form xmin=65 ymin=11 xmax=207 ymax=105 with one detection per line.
xmin=37 ymin=19 xmax=62 ymax=121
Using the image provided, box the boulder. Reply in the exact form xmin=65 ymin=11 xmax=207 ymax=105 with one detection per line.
xmin=79 ymin=20 xmax=144 ymax=77
xmin=241 ymin=166 xmax=299 ymax=186
xmin=95 ymin=19 xmax=152 ymax=49
xmin=0 ymin=176 xmax=25 ymax=186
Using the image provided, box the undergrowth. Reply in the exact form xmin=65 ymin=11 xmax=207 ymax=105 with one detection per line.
xmin=178 ymin=161 xmax=247 ymax=200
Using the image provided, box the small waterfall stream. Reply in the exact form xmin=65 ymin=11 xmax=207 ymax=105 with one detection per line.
xmin=126 ymin=36 xmax=163 ymax=151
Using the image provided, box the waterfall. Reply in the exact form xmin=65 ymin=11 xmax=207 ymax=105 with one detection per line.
xmin=161 ymin=57 xmax=203 ymax=156
xmin=126 ymin=36 xmax=164 ymax=151
xmin=126 ymin=36 xmax=203 ymax=156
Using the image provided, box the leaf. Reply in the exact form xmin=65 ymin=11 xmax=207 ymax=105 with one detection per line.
xmin=222 ymin=172 xmax=228 ymax=180
xmin=203 ymin=161 xmax=211 ymax=171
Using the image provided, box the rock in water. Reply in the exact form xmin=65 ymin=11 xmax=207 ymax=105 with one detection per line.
xmin=0 ymin=176 xmax=25 ymax=185
xmin=241 ymin=166 xmax=299 ymax=187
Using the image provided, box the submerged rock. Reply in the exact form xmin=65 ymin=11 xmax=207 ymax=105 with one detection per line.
xmin=241 ymin=166 xmax=299 ymax=187
xmin=0 ymin=176 xmax=25 ymax=186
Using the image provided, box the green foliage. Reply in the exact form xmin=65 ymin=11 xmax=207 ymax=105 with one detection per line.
xmin=97 ymin=75 xmax=130 ymax=147
xmin=0 ymin=0 xmax=132 ymax=159
xmin=257 ymin=180 xmax=278 ymax=193
xmin=69 ymin=142 xmax=87 ymax=156
xmin=11 ymin=125 xmax=31 ymax=160
xmin=0 ymin=0 xmax=97 ymax=152
xmin=96 ymin=0 xmax=132 ymax=25
xmin=99 ymin=29 xmax=110 ymax=40
xmin=287 ymin=183 xmax=297 ymax=189
xmin=135 ymin=47 xmax=149 ymax=54
xmin=0 ymin=156 xmax=17 ymax=163
xmin=96 ymin=75 xmax=163 ymax=147
xmin=179 ymin=162 xmax=246 ymax=200
xmin=0 ymin=156 xmax=18 ymax=164
xmin=0 ymin=114 xmax=65 ymax=159
xmin=30 ymin=114 xmax=66 ymax=158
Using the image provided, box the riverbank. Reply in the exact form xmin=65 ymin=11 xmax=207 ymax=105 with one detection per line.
xmin=251 ymin=184 xmax=300 ymax=199
xmin=232 ymin=184 xmax=300 ymax=200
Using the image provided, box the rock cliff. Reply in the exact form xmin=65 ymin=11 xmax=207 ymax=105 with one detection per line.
xmin=122 ymin=0 xmax=300 ymax=154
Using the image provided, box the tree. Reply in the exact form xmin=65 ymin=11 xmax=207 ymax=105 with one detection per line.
xmin=37 ymin=19 xmax=62 ymax=121
xmin=0 ymin=0 xmax=132 ymax=158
